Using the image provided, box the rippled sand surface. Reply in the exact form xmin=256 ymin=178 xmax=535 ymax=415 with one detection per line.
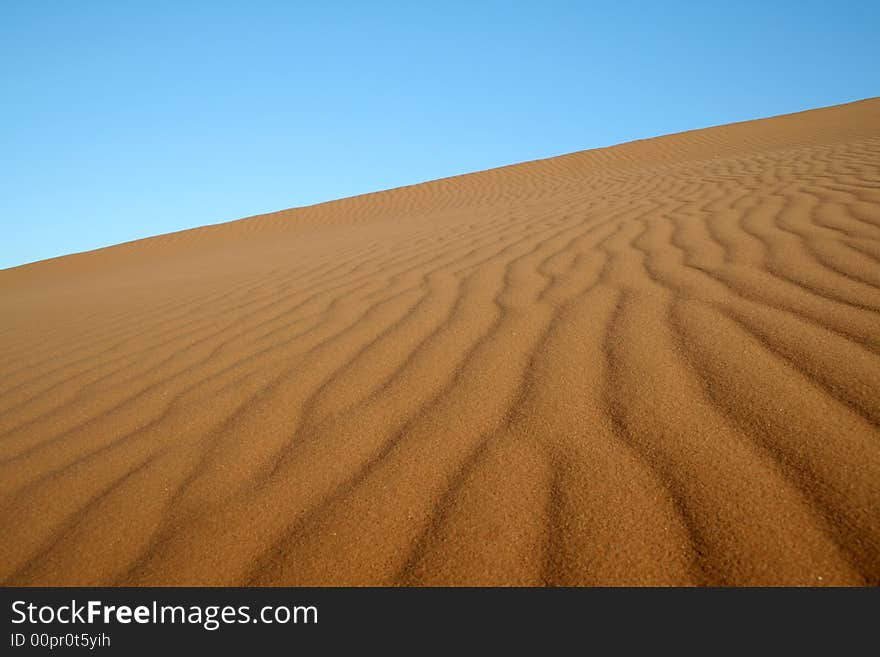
xmin=1 ymin=98 xmax=879 ymax=585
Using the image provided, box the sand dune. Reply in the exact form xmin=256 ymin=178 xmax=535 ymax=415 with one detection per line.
xmin=1 ymin=98 xmax=879 ymax=586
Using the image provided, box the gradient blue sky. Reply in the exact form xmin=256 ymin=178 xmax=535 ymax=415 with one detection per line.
xmin=2 ymin=1 xmax=878 ymax=269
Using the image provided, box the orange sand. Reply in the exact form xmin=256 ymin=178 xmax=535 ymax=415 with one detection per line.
xmin=1 ymin=99 xmax=879 ymax=586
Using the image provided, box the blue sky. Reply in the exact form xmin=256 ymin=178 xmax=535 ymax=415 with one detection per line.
xmin=2 ymin=1 xmax=878 ymax=269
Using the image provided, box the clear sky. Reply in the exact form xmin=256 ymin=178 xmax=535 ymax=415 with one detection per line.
xmin=2 ymin=1 xmax=878 ymax=270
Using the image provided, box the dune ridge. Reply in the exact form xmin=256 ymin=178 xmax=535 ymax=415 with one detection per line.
xmin=1 ymin=98 xmax=879 ymax=586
